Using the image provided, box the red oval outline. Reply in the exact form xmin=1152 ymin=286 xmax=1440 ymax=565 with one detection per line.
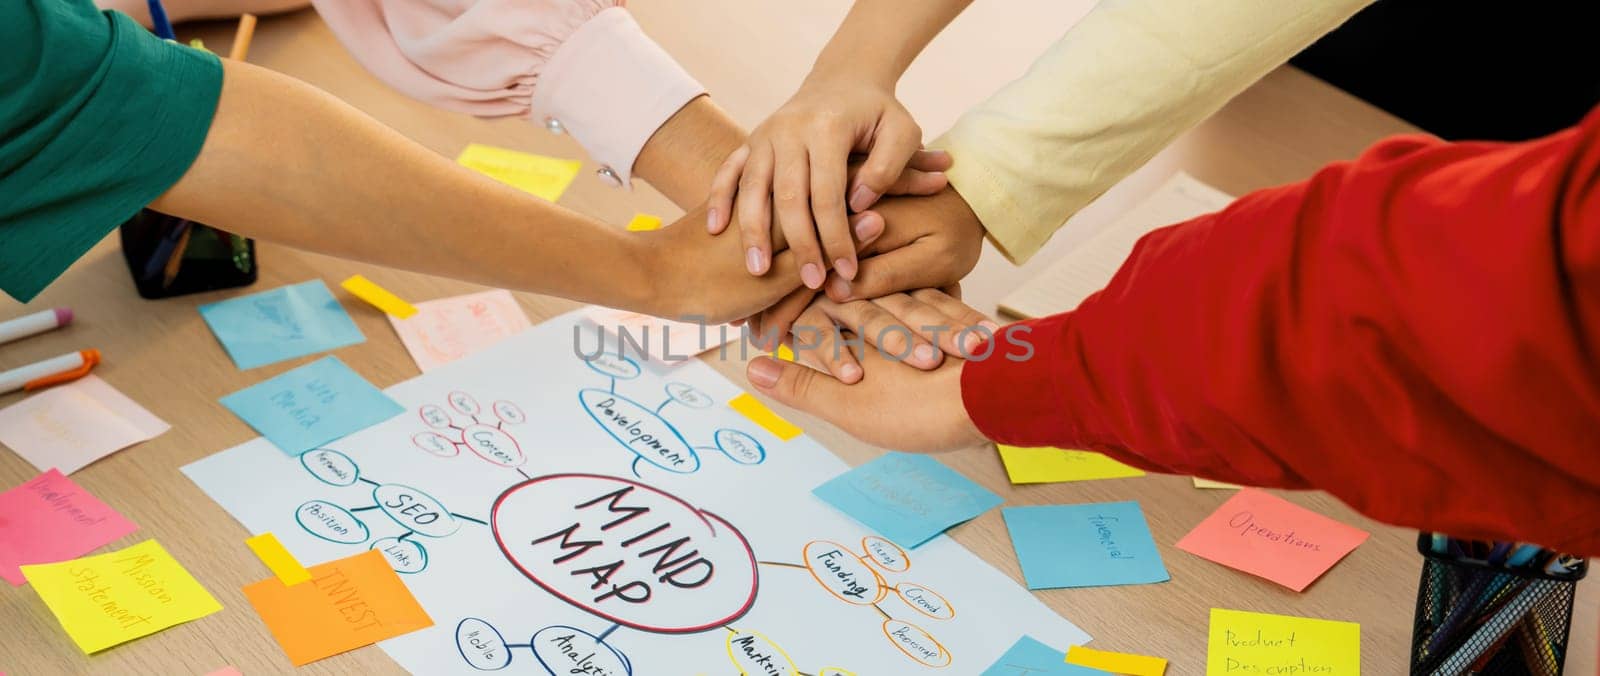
xmin=491 ymin=473 xmax=759 ymax=634
xmin=462 ymin=424 xmax=525 ymax=467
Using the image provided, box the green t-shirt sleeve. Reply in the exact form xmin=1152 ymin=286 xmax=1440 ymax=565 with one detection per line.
xmin=0 ymin=1 xmax=223 ymax=302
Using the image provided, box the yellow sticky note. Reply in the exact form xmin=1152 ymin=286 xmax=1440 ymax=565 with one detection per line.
xmin=21 ymin=540 xmax=223 ymax=654
xmin=456 ymin=143 xmax=581 ymax=202
xmin=775 ymin=344 xmax=796 ymax=362
xmin=996 ymin=445 xmax=1145 ymax=484
xmin=626 ymin=213 xmax=663 ymax=231
xmin=1207 ymin=608 xmax=1360 ymax=675
xmin=341 ymin=275 xmax=417 ymax=319
xmin=1193 ymin=477 xmax=1244 ymax=490
xmin=728 ymin=393 xmax=802 ymax=441
xmin=245 ymin=532 xmax=310 ymax=585
xmin=1066 ymin=644 xmax=1168 ymax=675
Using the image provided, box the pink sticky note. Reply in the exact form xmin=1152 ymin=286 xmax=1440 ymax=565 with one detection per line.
xmin=0 ymin=469 xmax=139 ymax=585
xmin=389 ymin=290 xmax=531 ymax=371
xmin=0 ymin=376 xmax=169 ymax=474
xmin=205 ymin=667 xmax=244 ymax=676
xmin=1176 ymin=488 xmax=1369 ymax=591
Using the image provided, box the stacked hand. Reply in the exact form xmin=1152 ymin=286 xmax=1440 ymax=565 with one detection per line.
xmin=706 ymin=76 xmax=949 ymax=286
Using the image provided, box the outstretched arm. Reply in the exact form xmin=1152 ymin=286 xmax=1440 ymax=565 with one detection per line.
xmin=748 ymin=109 xmax=1600 ymax=554
xmin=153 ymin=60 xmax=807 ymax=322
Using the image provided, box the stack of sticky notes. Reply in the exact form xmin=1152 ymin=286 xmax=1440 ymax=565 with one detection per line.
xmin=1207 ymin=608 xmax=1360 ymax=674
xmin=0 ymin=376 xmax=169 ymax=473
xmin=22 ymin=540 xmax=221 ymax=654
xmin=220 ymin=356 xmax=403 ymax=456
xmin=996 ymin=445 xmax=1144 ymax=484
xmin=1176 ymin=489 xmax=1368 ymax=591
xmin=0 ymin=470 xmax=138 ymax=586
xmin=243 ymin=550 xmax=432 ymax=665
xmin=199 ymin=279 xmax=365 ymax=369
xmin=813 ymin=452 xmax=1001 ymax=548
xmin=456 ymin=143 xmax=581 ymax=202
xmin=1002 ymin=502 xmax=1169 ymax=589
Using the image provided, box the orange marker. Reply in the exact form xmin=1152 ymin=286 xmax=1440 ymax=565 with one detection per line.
xmin=0 ymin=349 xmax=100 ymax=394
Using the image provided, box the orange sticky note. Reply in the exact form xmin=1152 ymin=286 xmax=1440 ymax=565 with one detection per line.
xmin=1176 ymin=489 xmax=1369 ymax=592
xmin=242 ymin=550 xmax=432 ymax=665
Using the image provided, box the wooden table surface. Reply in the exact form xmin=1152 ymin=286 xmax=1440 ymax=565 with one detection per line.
xmin=1 ymin=2 xmax=1594 ymax=674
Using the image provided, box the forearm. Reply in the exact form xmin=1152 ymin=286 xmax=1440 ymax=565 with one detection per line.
xmin=964 ymin=111 xmax=1600 ymax=550
xmin=936 ymin=0 xmax=1371 ymax=264
xmin=152 ymin=60 xmax=655 ymax=311
xmin=810 ymin=0 xmax=973 ymax=86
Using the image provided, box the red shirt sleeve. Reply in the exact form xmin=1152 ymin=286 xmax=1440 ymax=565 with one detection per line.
xmin=962 ymin=108 xmax=1600 ymax=555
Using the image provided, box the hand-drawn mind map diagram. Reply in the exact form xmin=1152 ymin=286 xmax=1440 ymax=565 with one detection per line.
xmin=283 ymin=350 xmax=957 ymax=675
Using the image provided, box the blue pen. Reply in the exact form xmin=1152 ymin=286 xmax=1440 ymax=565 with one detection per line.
xmin=1506 ymin=543 xmax=1542 ymax=568
xmin=1486 ymin=541 xmax=1512 ymax=566
xmin=140 ymin=219 xmax=192 ymax=280
xmin=146 ymin=0 xmax=176 ymax=40
xmin=1430 ymin=532 xmax=1448 ymax=555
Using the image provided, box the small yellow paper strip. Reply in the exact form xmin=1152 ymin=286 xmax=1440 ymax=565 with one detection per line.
xmin=1192 ymin=477 xmax=1243 ymax=490
xmin=246 ymin=532 xmax=310 ymax=586
xmin=341 ymin=275 xmax=417 ymax=319
xmin=775 ymin=344 xmax=796 ymax=362
xmin=1066 ymin=644 xmax=1168 ymax=675
xmin=626 ymin=213 xmax=663 ymax=231
xmin=729 ymin=393 xmax=802 ymax=441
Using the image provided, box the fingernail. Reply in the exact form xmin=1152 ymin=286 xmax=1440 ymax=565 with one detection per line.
xmin=849 ymin=185 xmax=880 ymax=212
xmin=748 ymin=358 xmax=782 ymax=388
xmin=853 ymin=214 xmax=882 ymax=241
xmin=964 ymin=331 xmax=985 ymax=354
xmin=801 ymin=263 xmax=824 ymax=289
xmin=913 ymin=344 xmax=938 ymax=366
xmin=827 ymin=276 xmax=852 ymax=300
xmin=839 ymin=363 xmax=862 ymax=382
xmin=746 ymin=247 xmax=765 ymax=275
xmin=706 ymin=208 xmax=718 ymax=232
xmin=835 ymin=257 xmax=857 ymax=281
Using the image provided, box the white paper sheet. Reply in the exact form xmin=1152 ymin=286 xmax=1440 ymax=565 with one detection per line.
xmin=998 ymin=172 xmax=1235 ymax=319
xmin=184 ymin=310 xmax=1088 ymax=674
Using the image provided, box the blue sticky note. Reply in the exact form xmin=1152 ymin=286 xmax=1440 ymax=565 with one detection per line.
xmin=1002 ymin=501 xmax=1170 ymax=590
xmin=812 ymin=452 xmax=1001 ymax=548
xmin=981 ymin=636 xmax=1110 ymax=675
xmin=220 ymin=356 xmax=403 ymax=456
xmin=199 ymin=280 xmax=365 ymax=369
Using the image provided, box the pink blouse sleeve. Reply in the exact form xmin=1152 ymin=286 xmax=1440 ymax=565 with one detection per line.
xmin=312 ymin=0 xmax=705 ymax=187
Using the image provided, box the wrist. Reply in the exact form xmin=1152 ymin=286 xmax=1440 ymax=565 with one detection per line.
xmin=943 ymin=360 xmax=988 ymax=449
xmin=803 ymin=58 xmax=899 ymax=92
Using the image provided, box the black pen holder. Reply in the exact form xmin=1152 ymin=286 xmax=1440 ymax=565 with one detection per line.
xmin=1410 ymin=535 xmax=1586 ymax=675
xmin=120 ymin=209 xmax=257 ymax=299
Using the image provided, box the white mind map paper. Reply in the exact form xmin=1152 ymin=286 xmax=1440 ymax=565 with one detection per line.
xmin=184 ymin=309 xmax=1089 ymax=674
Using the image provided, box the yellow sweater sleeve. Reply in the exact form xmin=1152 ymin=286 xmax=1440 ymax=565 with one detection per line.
xmin=934 ymin=0 xmax=1371 ymax=263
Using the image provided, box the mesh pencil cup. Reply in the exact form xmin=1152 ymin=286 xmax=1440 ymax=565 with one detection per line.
xmin=1410 ymin=535 xmax=1587 ymax=675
